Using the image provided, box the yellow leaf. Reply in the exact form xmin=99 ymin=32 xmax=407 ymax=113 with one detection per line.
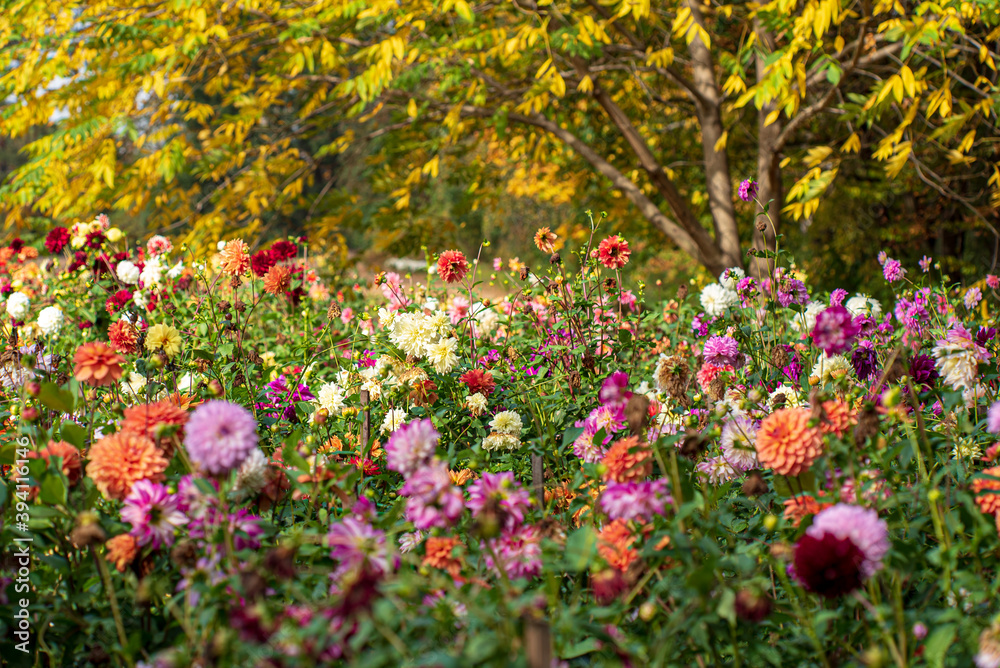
xmin=764 ymin=108 xmax=780 ymax=126
xmin=577 ymin=75 xmax=593 ymax=93
xmin=713 ymin=131 xmax=727 ymax=152
xmin=840 ymin=133 xmax=861 ymax=154
xmin=454 ymin=0 xmax=473 ymax=22
xmin=407 ymin=99 xmax=418 ymax=118
xmin=900 ymin=65 xmax=915 ymax=98
xmin=834 ymin=35 xmax=845 ymax=53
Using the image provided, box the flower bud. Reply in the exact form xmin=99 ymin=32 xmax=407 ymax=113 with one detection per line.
xmin=21 ymin=406 xmax=39 ymax=422
xmin=208 ymin=379 xmax=224 ymax=397
xmin=24 ymin=381 xmax=41 ymax=397
xmin=638 ymin=601 xmax=656 ymax=622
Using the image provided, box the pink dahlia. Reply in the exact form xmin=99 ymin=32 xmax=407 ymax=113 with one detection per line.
xmin=793 ymin=504 xmax=889 ymax=597
xmin=485 ymin=525 xmax=542 ymax=580
xmin=989 ymin=401 xmax=1000 ymax=433
xmin=385 ymin=418 xmax=439 ymax=476
xmin=327 ymin=516 xmax=391 ymax=579
xmin=437 ymin=250 xmax=469 ymax=283
xmin=702 ymin=335 xmax=739 ymax=366
xmin=595 ymin=235 xmax=631 ymax=269
xmin=812 ymin=305 xmax=861 ymax=355
xmin=121 ymin=479 xmax=187 ymax=548
xmin=183 ymin=400 xmax=259 ymax=475
xmin=399 ymin=460 xmax=464 ymax=530
xmin=600 ymin=479 xmax=671 ymax=521
xmin=467 ymin=471 xmax=532 ymax=530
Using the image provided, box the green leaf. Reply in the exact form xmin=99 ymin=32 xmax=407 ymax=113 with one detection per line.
xmin=923 ymin=624 xmax=956 ymax=668
xmin=38 ymin=473 xmax=67 ymax=505
xmin=60 ymin=422 xmax=88 ymax=449
xmin=717 ymin=587 xmax=736 ymax=625
xmin=561 ymin=638 xmax=601 ymax=659
xmin=38 ymin=381 xmax=76 ymax=414
xmin=618 ymin=328 xmax=632 ymax=345
xmin=563 ymin=526 xmax=597 ymax=572
xmin=562 ymin=426 xmax=584 ymax=449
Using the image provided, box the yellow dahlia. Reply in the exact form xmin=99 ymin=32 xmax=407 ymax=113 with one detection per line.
xmin=145 ymin=323 xmax=182 ymax=357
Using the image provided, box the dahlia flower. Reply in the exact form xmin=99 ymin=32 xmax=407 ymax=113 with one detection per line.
xmin=87 ymin=432 xmax=169 ymax=500
xmin=812 ymin=305 xmax=861 ymax=355
xmin=793 ymin=504 xmax=889 ymax=598
xmin=385 ymin=418 xmax=439 ymax=475
xmin=596 ymin=235 xmax=631 ymax=269
xmin=145 ymin=323 xmax=182 ymax=357
xmin=600 ymin=479 xmax=671 ymax=521
xmin=484 ymin=525 xmax=542 ymax=579
xmin=73 ymin=342 xmax=124 ymax=387
xmin=755 ymin=407 xmax=823 ymax=477
xmin=932 ymin=324 xmax=991 ymax=390
xmin=121 ymin=479 xmax=187 ymax=549
xmin=703 ymin=335 xmax=739 ymax=366
xmin=5 ymin=292 xmax=30 ymax=320
xmin=400 ymin=460 xmax=464 ymax=530
xmin=436 ymin=250 xmax=469 ymax=283
xmin=36 ymin=305 xmax=63 ymax=335
xmin=183 ymin=400 xmax=259 ymax=475
xmin=489 ymin=410 xmax=523 ymax=436
xmin=700 ymin=283 xmax=738 ymax=317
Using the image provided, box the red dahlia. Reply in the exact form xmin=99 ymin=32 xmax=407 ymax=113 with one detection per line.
xmin=270 ymin=240 xmax=298 ymax=261
xmin=792 ymin=532 xmax=865 ymax=598
xmin=596 ymin=235 xmax=631 ymax=269
xmin=459 ymin=368 xmax=496 ymax=396
xmin=437 ymin=250 xmax=469 ymax=284
xmin=250 ymin=250 xmax=277 ymax=277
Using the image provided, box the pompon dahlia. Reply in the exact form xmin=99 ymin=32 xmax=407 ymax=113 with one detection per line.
xmin=108 ymin=320 xmax=139 ymax=355
xmin=270 ymin=240 xmax=298 ymax=261
xmin=263 ymin=264 xmax=292 ymax=295
xmin=437 ymin=250 xmax=469 ymax=284
xmin=86 ymin=431 xmax=169 ymax=500
xmin=122 ymin=399 xmax=189 ymax=448
xmin=27 ymin=440 xmax=82 ymax=484
xmin=183 ymin=400 xmax=258 ymax=475
xmin=793 ymin=504 xmax=889 ymax=597
xmin=818 ymin=400 xmax=856 ymax=438
xmin=702 ymin=335 xmax=739 ymax=367
xmin=105 ymin=534 xmax=139 ymax=573
xmin=601 ymin=435 xmax=652 ymax=483
xmin=73 ymin=341 xmax=124 ymax=387
xmin=972 ymin=466 xmax=1000 ymax=516
xmin=220 ymin=238 xmax=251 ymax=276
xmin=755 ymin=407 xmax=823 ymax=476
xmin=596 ymin=235 xmax=631 ymax=269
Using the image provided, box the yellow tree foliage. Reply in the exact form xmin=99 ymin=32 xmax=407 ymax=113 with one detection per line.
xmin=1 ymin=0 xmax=998 ymax=272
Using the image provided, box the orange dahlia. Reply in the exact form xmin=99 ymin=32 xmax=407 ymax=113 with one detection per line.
xmin=782 ymin=494 xmax=833 ymax=528
xmin=27 ymin=440 xmax=83 ymax=484
xmin=819 ymin=400 xmax=856 ymax=438
xmin=972 ymin=466 xmax=1000 ymax=516
xmin=263 ymin=264 xmax=291 ymax=295
xmin=220 ymin=239 xmax=251 ymax=276
xmin=755 ymin=407 xmax=824 ymax=477
xmin=533 ymin=227 xmax=558 ymax=254
xmin=105 ymin=534 xmax=138 ymax=573
xmin=86 ymin=431 xmax=168 ymax=500
xmin=449 ymin=468 xmax=475 ymax=486
xmin=601 ymin=435 xmax=652 ymax=483
xmin=121 ymin=399 xmax=189 ymax=449
xmin=73 ymin=341 xmax=124 ymax=386
xmin=597 ymin=519 xmax=639 ymax=572
xmin=108 ymin=320 xmax=139 ymax=355
xmin=423 ymin=536 xmax=462 ymax=576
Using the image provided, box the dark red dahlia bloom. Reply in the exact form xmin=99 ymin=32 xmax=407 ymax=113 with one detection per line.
xmin=437 ymin=250 xmax=469 ymax=283
xmin=250 ymin=250 xmax=277 ymax=277
xmin=45 ymin=228 xmax=70 ymax=254
xmin=270 ymin=240 xmax=297 ymax=261
xmin=68 ymin=250 xmax=89 ymax=272
xmin=105 ymin=289 xmax=133 ymax=316
xmin=793 ymin=533 xmax=865 ymax=598
xmin=85 ymin=231 xmax=106 ymax=249
xmin=8 ymin=238 xmax=24 ymax=252
xmin=459 ymin=368 xmax=496 ymax=396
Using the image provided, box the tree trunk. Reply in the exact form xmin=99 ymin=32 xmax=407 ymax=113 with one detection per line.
xmin=753 ymin=21 xmax=781 ymax=276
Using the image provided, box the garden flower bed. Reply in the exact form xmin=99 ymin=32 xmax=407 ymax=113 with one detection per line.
xmin=1 ymin=214 xmax=1000 ymax=667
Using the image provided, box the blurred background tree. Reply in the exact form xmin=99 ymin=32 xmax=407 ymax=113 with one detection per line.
xmin=1 ymin=0 xmax=998 ymax=289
